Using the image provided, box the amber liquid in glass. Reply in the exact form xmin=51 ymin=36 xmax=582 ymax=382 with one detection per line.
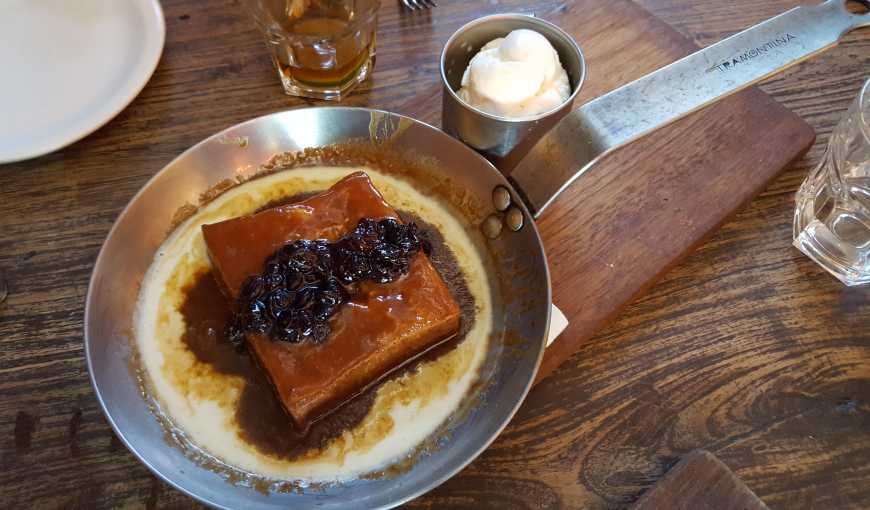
xmin=276 ymin=2 xmax=374 ymax=87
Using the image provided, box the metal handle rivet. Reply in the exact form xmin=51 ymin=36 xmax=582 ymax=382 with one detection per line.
xmin=492 ymin=186 xmax=512 ymax=212
xmin=505 ymin=207 xmax=524 ymax=232
xmin=482 ymin=214 xmax=503 ymax=239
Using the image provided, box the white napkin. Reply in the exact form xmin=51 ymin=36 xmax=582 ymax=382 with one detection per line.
xmin=546 ymin=304 xmax=568 ymax=347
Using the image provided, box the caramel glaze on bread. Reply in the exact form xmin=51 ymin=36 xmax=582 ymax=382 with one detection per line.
xmin=201 ymin=172 xmax=461 ymax=430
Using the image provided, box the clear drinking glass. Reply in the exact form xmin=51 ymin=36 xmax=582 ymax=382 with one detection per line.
xmin=794 ymin=78 xmax=870 ymax=286
xmin=244 ymin=0 xmax=379 ymax=100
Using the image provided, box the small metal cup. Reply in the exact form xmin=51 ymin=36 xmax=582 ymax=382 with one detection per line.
xmin=440 ymin=14 xmax=586 ymax=172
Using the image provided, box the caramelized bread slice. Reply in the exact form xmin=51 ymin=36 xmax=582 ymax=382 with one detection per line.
xmin=201 ymin=172 xmax=461 ymax=429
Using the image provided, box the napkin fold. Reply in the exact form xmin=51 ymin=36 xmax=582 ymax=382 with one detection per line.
xmin=547 ymin=304 xmax=568 ymax=347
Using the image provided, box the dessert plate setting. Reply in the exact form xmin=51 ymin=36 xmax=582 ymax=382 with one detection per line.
xmin=85 ymin=1 xmax=869 ymax=509
xmin=0 ymin=0 xmax=165 ymax=163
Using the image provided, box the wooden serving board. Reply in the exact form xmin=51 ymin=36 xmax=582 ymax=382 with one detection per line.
xmin=512 ymin=0 xmax=818 ymax=383
xmin=631 ymin=450 xmax=770 ymax=510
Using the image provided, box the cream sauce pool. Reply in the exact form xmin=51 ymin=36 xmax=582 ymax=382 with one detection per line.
xmin=134 ymin=166 xmax=495 ymax=482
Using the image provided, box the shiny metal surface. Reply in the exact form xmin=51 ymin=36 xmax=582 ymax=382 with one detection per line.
xmin=85 ymin=108 xmax=550 ymax=509
xmin=511 ymin=0 xmax=870 ymax=217
xmin=440 ymin=14 xmax=586 ymax=171
xmin=492 ymin=186 xmax=512 ymax=212
xmin=482 ymin=214 xmax=503 ymax=239
xmin=505 ymin=207 xmax=524 ymax=232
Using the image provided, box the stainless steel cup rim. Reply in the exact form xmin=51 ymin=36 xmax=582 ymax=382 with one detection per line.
xmin=439 ymin=13 xmax=586 ymax=123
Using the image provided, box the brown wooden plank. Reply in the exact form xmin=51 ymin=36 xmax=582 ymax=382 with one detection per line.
xmin=631 ymin=450 xmax=769 ymax=510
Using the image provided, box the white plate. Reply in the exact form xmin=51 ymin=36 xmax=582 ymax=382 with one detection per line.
xmin=0 ymin=0 xmax=165 ymax=164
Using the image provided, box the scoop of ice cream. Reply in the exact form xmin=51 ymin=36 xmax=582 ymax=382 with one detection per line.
xmin=457 ymin=29 xmax=571 ymax=118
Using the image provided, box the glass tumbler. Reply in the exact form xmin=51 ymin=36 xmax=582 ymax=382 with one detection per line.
xmin=244 ymin=0 xmax=379 ymax=100
xmin=794 ymin=78 xmax=870 ymax=286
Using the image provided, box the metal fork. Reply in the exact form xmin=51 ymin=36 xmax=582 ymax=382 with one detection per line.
xmin=401 ymin=0 xmax=436 ymax=10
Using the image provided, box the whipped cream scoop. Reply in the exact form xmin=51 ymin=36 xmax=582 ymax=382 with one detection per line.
xmin=457 ymin=29 xmax=571 ymax=118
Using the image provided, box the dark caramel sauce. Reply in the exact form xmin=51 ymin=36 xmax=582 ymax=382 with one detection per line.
xmin=181 ymin=270 xmax=377 ymax=459
xmin=179 ymin=212 xmax=475 ymax=461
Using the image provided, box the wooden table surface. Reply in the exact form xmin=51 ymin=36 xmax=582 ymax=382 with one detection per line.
xmin=2 ymin=1 xmax=869 ymax=508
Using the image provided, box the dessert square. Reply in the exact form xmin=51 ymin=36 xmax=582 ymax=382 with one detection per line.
xmin=202 ymin=172 xmax=461 ymax=429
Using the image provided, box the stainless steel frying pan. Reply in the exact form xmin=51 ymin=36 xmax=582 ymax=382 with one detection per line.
xmin=85 ymin=2 xmax=868 ymax=508
xmin=86 ymin=107 xmax=551 ymax=510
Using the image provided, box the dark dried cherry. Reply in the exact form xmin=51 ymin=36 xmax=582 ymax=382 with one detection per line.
xmin=227 ymin=218 xmax=427 ymax=349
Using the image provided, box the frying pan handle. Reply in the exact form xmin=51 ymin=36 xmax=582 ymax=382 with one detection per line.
xmin=510 ymin=0 xmax=870 ymax=218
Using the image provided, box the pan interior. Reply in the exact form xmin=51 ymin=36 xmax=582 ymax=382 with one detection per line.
xmin=85 ymin=107 xmax=549 ymax=509
xmin=135 ymin=165 xmax=496 ymax=481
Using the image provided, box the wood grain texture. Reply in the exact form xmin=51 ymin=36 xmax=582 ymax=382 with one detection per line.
xmin=630 ymin=450 xmax=769 ymax=510
xmin=0 ymin=1 xmax=868 ymax=509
